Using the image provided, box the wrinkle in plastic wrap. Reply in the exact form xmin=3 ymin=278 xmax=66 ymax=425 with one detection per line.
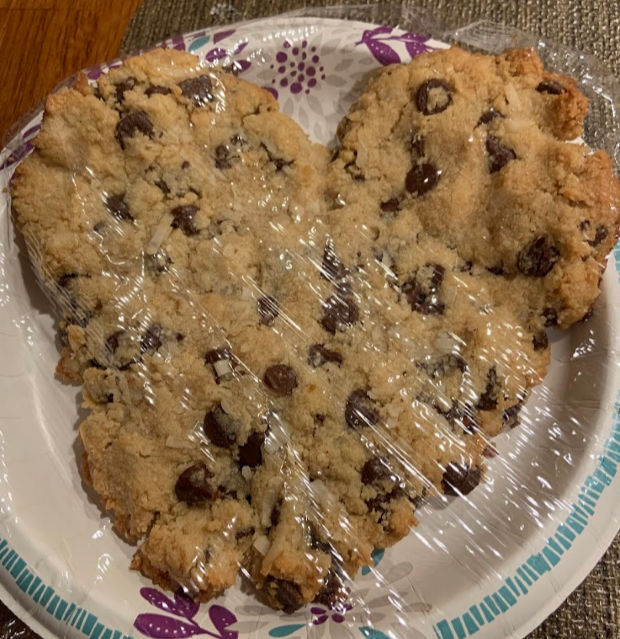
xmin=0 ymin=6 xmax=618 ymax=639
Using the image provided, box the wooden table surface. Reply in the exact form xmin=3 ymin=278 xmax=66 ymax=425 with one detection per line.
xmin=0 ymin=0 xmax=144 ymax=140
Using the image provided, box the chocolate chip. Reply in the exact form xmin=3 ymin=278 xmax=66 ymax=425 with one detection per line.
xmin=238 ymin=431 xmax=265 ymax=467
xmin=416 ymin=78 xmax=453 ymax=115
xmin=115 ymin=77 xmax=136 ymax=103
xmin=181 ymin=160 xmax=190 ymax=169
xmin=257 ymin=295 xmax=279 ymax=326
xmin=204 ymin=347 xmax=236 ymax=382
xmin=178 ymin=75 xmax=214 ymax=106
xmin=380 ymin=198 xmax=401 ymax=214
xmin=141 ymin=323 xmax=162 ymax=353
xmin=170 ymin=204 xmax=199 ymax=236
xmin=320 ymin=295 xmax=359 ymax=334
xmin=230 ymin=134 xmax=245 ymax=146
xmin=588 ymin=225 xmax=608 ymax=247
xmin=145 ymin=84 xmax=171 ymax=97
xmin=266 ymin=577 xmax=304 ymax=614
xmin=235 ymin=527 xmax=255 ymax=540
xmin=477 ymin=367 xmax=500 ymax=411
xmin=308 ymin=343 xmax=343 ymax=368
xmin=487 ymin=263 xmax=504 ymax=276
xmin=175 ymin=462 xmax=215 ymax=505
xmin=88 ymin=358 xmax=105 ymax=370
xmin=503 ymin=402 xmax=523 ymax=429
xmin=405 ymin=163 xmax=441 ymax=196
xmin=203 ymin=404 xmax=240 ymax=448
xmin=260 ymin=143 xmax=292 ymax=171
xmin=105 ymin=330 xmax=123 ymax=354
xmin=486 ymin=135 xmax=516 ymax=173
xmin=115 ymin=110 xmax=153 ymax=150
xmin=517 ymin=236 xmax=559 ymax=277
xmin=345 ymin=389 xmax=379 ymax=429
xmin=321 ymin=240 xmax=347 ymax=282
xmin=214 ymin=144 xmax=231 ymax=169
xmin=459 ymin=260 xmax=473 ymax=273
xmin=263 ymin=364 xmax=297 ymax=396
xmin=93 ymin=221 xmax=106 ymax=234
xmin=344 ymin=158 xmax=364 ymax=181
xmin=58 ymin=273 xmax=78 ymax=288
xmin=579 ymin=305 xmax=594 ymax=322
xmin=536 ymin=80 xmax=565 ymax=95
xmin=361 ymin=457 xmax=391 ymax=484
xmin=155 ymin=179 xmax=170 ymax=195
xmin=442 ymin=463 xmax=481 ymax=496
xmin=366 ymin=486 xmax=405 ymax=523
xmin=532 ymin=330 xmax=549 ymax=351
xmin=314 ymin=569 xmax=348 ymax=607
xmin=105 ymin=193 xmax=133 ymax=221
xmin=477 ymin=107 xmax=503 ymax=126
xmin=270 ymin=498 xmax=282 ymax=528
xmin=402 ymin=263 xmax=445 ymax=315
xmin=543 ymin=307 xmax=558 ymax=327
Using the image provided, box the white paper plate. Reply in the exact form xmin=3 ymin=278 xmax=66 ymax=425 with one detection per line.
xmin=0 ymin=16 xmax=618 ymax=639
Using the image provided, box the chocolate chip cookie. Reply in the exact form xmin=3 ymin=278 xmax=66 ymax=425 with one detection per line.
xmin=10 ymin=44 xmax=619 ymax=614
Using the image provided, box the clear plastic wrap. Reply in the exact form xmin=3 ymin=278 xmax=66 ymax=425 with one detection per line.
xmin=0 ymin=6 xmax=618 ymax=639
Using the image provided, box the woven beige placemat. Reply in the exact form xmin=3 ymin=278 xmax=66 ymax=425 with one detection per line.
xmin=121 ymin=2 xmax=620 ymax=638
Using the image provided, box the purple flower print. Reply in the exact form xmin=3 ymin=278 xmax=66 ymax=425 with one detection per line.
xmin=268 ymin=40 xmax=325 ymax=97
xmin=311 ymin=601 xmax=354 ymax=625
xmin=134 ymin=587 xmax=238 ymax=639
xmin=356 ymin=26 xmax=431 ymax=65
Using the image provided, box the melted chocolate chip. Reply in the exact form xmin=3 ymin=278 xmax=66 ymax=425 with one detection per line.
xmin=405 ymin=163 xmax=441 ymax=196
xmin=105 ymin=330 xmax=123 ymax=354
xmin=203 ymin=404 xmax=240 ymax=448
xmin=175 ymin=462 xmax=215 ymax=504
xmin=345 ymin=389 xmax=379 ymax=429
xmin=308 ymin=343 xmax=343 ymax=368
xmin=477 ymin=107 xmax=503 ymax=126
xmin=235 ymin=526 xmax=256 ymax=540
xmin=58 ymin=273 xmax=78 ymax=288
xmin=238 ymin=431 xmax=265 ymax=467
xmin=402 ymin=263 xmax=445 ymax=315
xmin=178 ymin=75 xmax=214 ymax=106
xmin=320 ymin=295 xmax=359 ymax=334
xmin=380 ymin=198 xmax=401 ymax=214
xmin=145 ymin=84 xmax=172 ymax=97
xmin=442 ymin=463 xmax=482 ymax=496
xmin=170 ymin=204 xmax=199 ymax=236
xmin=416 ymin=78 xmax=453 ymax=115
xmin=321 ymin=240 xmax=347 ymax=282
xmin=503 ymin=402 xmax=523 ymax=429
xmin=105 ymin=193 xmax=133 ymax=221
xmin=270 ymin=498 xmax=282 ymax=528
xmin=517 ymin=236 xmax=559 ymax=277
xmin=487 ymin=263 xmax=505 ymax=276
xmin=477 ymin=367 xmax=500 ymax=411
xmin=543 ymin=307 xmax=558 ymax=327
xmin=486 ymin=135 xmax=516 ymax=173
xmin=141 ymin=323 xmax=162 ymax=353
xmin=115 ymin=77 xmax=136 ymax=103
xmin=88 ymin=358 xmax=105 ymax=370
xmin=263 ymin=364 xmax=298 ymax=396
xmin=344 ymin=156 xmax=364 ymax=181
xmin=588 ymin=225 xmax=608 ymax=247
xmin=257 ymin=295 xmax=279 ymax=326
xmin=115 ymin=110 xmax=153 ymax=150
xmin=214 ymin=144 xmax=231 ymax=169
xmin=314 ymin=569 xmax=348 ymax=607
xmin=155 ymin=179 xmax=170 ymax=195
xmin=532 ymin=330 xmax=549 ymax=351
xmin=361 ymin=457 xmax=391 ymax=484
xmin=266 ymin=577 xmax=304 ymax=614
xmin=536 ymin=80 xmax=565 ymax=95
